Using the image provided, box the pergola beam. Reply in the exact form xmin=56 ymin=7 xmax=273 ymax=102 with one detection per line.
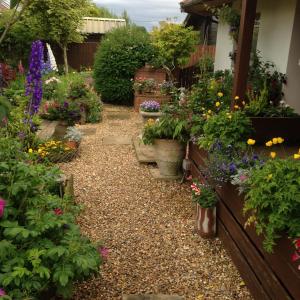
xmin=232 ymin=0 xmax=258 ymax=105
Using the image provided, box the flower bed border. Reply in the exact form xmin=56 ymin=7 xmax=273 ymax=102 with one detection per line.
xmin=189 ymin=142 xmax=300 ymax=300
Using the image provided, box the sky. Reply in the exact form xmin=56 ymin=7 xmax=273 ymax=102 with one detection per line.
xmin=94 ymin=0 xmax=187 ymax=31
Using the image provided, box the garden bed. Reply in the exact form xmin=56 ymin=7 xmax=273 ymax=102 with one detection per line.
xmin=189 ymin=145 xmax=300 ymax=300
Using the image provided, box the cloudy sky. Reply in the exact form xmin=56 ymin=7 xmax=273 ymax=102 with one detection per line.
xmin=94 ymin=0 xmax=186 ymax=30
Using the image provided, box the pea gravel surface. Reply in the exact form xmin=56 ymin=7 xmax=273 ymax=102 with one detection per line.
xmin=60 ymin=105 xmax=253 ymax=300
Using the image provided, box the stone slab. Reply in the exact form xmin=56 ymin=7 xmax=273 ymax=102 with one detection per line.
xmin=122 ymin=295 xmax=184 ymax=300
xmin=80 ymin=128 xmax=96 ymax=136
xmin=133 ymin=137 xmax=156 ymax=163
xmin=103 ymin=135 xmax=132 ymax=145
xmin=149 ymin=168 xmax=182 ymax=181
xmin=107 ymin=112 xmax=130 ymax=120
xmin=37 ymin=120 xmax=60 ymax=140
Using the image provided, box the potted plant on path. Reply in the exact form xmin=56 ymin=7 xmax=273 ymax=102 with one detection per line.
xmin=139 ymin=100 xmax=162 ymax=124
xmin=142 ymin=105 xmax=189 ymax=177
xmin=64 ymin=126 xmax=83 ymax=149
xmin=191 ymin=180 xmax=218 ymax=238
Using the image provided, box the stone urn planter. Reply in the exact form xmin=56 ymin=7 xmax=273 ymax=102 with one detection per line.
xmin=54 ymin=121 xmax=68 ymax=139
xmin=154 ymin=139 xmax=185 ymax=176
xmin=195 ymin=203 xmax=216 ymax=238
xmin=140 ymin=110 xmax=162 ymax=124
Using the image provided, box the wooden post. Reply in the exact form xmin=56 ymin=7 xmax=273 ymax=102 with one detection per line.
xmin=232 ymin=0 xmax=258 ymax=107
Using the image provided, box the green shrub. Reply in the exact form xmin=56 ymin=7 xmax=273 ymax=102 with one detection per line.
xmin=0 ymin=138 xmax=101 ymax=299
xmin=93 ymin=25 xmax=156 ymax=105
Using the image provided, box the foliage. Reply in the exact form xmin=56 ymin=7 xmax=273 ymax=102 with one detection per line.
xmin=150 ymin=22 xmax=198 ymax=72
xmin=140 ymin=101 xmax=160 ymax=113
xmin=133 ymin=78 xmax=157 ymax=94
xmin=43 ymin=77 xmax=61 ymax=100
xmin=0 ymin=96 xmax=11 ymax=122
xmin=85 ymin=2 xmax=118 ymax=18
xmin=64 ymin=127 xmax=83 ymax=143
xmin=0 ymin=137 xmax=101 ymax=299
xmin=199 ymin=110 xmax=253 ymax=150
xmin=94 ymin=25 xmax=156 ymax=105
xmin=142 ymin=104 xmax=190 ymax=145
xmin=244 ymin=158 xmax=300 ymax=252
xmin=191 ymin=181 xmax=217 ymax=208
xmin=159 ymin=81 xmax=176 ymax=96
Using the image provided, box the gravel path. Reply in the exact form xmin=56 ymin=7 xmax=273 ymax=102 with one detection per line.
xmin=60 ymin=105 xmax=252 ymax=300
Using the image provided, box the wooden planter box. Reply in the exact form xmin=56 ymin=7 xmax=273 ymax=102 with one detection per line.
xmin=250 ymin=117 xmax=300 ymax=144
xmin=134 ymin=93 xmax=171 ymax=112
xmin=189 ymin=145 xmax=300 ymax=300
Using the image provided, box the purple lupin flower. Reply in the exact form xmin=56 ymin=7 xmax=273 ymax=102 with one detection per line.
xmin=26 ymin=40 xmax=44 ymax=115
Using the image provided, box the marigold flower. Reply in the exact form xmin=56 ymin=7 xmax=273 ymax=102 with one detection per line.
xmin=294 ymin=154 xmax=300 ymax=160
xmin=217 ymin=92 xmax=224 ymax=97
xmin=277 ymin=137 xmax=284 ymax=144
xmin=266 ymin=141 xmax=273 ymax=147
xmin=270 ymin=152 xmax=276 ymax=159
xmin=215 ymin=101 xmax=221 ymax=107
xmin=247 ymin=139 xmax=256 ymax=146
xmin=272 ymin=138 xmax=278 ymax=144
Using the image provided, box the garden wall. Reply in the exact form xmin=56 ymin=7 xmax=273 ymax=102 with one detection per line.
xmin=189 ymin=143 xmax=300 ymax=300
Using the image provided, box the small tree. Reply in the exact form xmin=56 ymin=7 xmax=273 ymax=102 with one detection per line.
xmin=151 ymin=22 xmax=198 ymax=80
xmin=27 ymin=0 xmax=90 ymax=74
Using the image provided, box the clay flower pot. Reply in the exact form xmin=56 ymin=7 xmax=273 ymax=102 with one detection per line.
xmin=195 ymin=203 xmax=216 ymax=238
xmin=65 ymin=140 xmax=78 ymax=149
xmin=154 ymin=139 xmax=185 ymax=176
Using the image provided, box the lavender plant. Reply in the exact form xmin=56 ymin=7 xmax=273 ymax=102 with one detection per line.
xmin=25 ymin=40 xmax=44 ymax=115
xmin=140 ymin=100 xmax=160 ymax=112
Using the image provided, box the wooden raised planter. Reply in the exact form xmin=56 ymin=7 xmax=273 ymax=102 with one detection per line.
xmin=189 ymin=145 xmax=300 ymax=300
xmin=250 ymin=117 xmax=300 ymax=144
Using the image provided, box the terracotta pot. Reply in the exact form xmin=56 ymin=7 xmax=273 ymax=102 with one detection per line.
xmin=154 ymin=139 xmax=185 ymax=176
xmin=139 ymin=110 xmax=162 ymax=124
xmin=195 ymin=203 xmax=216 ymax=238
xmin=65 ymin=140 xmax=78 ymax=149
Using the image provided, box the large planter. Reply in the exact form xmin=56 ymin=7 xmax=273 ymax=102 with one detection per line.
xmin=195 ymin=203 xmax=216 ymax=238
xmin=154 ymin=139 xmax=185 ymax=176
xmin=139 ymin=110 xmax=162 ymax=124
xmin=250 ymin=117 xmax=300 ymax=144
xmin=134 ymin=94 xmax=171 ymax=112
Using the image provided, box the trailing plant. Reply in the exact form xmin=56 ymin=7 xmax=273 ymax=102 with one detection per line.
xmin=191 ymin=181 xmax=218 ymax=208
xmin=199 ymin=110 xmax=253 ymax=150
xmin=244 ymin=157 xmax=300 ymax=253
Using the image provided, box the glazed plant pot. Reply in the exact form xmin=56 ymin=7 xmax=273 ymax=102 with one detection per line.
xmin=140 ymin=110 xmax=162 ymax=124
xmin=195 ymin=203 xmax=216 ymax=238
xmin=154 ymin=139 xmax=185 ymax=176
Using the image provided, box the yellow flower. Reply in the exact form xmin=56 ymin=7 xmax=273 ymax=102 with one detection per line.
xmin=294 ymin=154 xmax=300 ymax=160
xmin=270 ymin=152 xmax=276 ymax=159
xmin=38 ymin=149 xmax=42 ymax=154
xmin=234 ymin=96 xmax=240 ymax=100
xmin=242 ymin=101 xmax=246 ymax=105
xmin=277 ymin=137 xmax=284 ymax=144
xmin=266 ymin=141 xmax=273 ymax=147
xmin=202 ymin=113 xmax=207 ymax=117
xmin=234 ymin=105 xmax=239 ymax=109
xmin=228 ymin=115 xmax=232 ymax=120
xmin=268 ymin=174 xmax=273 ymax=179
xmin=28 ymin=149 xmax=33 ymax=154
xmin=272 ymin=138 xmax=278 ymax=144
xmin=208 ymin=110 xmax=212 ymax=114
xmin=217 ymin=92 xmax=224 ymax=98
xmin=215 ymin=101 xmax=221 ymax=107
xmin=247 ymin=139 xmax=256 ymax=146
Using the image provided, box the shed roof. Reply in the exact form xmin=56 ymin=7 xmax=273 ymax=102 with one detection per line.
xmin=81 ymin=17 xmax=126 ymax=34
xmin=180 ymin=0 xmax=231 ymax=15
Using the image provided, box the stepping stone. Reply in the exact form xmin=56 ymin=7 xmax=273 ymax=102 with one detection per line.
xmin=123 ymin=295 xmax=184 ymax=300
xmin=107 ymin=112 xmax=130 ymax=120
xmin=149 ymin=168 xmax=182 ymax=181
xmin=133 ymin=137 xmax=156 ymax=163
xmin=37 ymin=120 xmax=60 ymax=140
xmin=80 ymin=128 xmax=97 ymax=136
xmin=103 ymin=135 xmax=132 ymax=145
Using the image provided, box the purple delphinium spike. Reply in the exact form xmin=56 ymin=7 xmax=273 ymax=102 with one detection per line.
xmin=26 ymin=40 xmax=44 ymax=115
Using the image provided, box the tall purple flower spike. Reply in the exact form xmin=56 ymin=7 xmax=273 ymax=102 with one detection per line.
xmin=26 ymin=40 xmax=44 ymax=115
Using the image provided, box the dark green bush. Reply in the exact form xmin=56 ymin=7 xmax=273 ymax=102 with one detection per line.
xmin=93 ymin=25 xmax=156 ymax=105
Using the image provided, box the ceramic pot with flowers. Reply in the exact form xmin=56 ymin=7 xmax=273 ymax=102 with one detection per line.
xmin=139 ymin=100 xmax=162 ymax=124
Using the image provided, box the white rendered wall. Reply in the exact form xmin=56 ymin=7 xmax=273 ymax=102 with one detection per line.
xmin=256 ymin=0 xmax=297 ymax=73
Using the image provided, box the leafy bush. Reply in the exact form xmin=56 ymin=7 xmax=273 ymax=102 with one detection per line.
xmin=244 ymin=158 xmax=300 ymax=252
xmin=0 ymin=138 xmax=101 ymax=299
xmin=199 ymin=110 xmax=252 ymax=150
xmin=93 ymin=25 xmax=156 ymax=105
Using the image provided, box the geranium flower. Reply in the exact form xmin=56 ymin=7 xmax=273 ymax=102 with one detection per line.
xmin=54 ymin=208 xmax=63 ymax=215
xmin=0 ymin=198 xmax=6 ymax=218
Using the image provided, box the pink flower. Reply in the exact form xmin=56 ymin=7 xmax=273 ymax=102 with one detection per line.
xmin=292 ymin=252 xmax=300 ymax=262
xmin=295 ymin=239 xmax=300 ymax=249
xmin=0 ymin=288 xmax=6 ymax=296
xmin=239 ymin=174 xmax=248 ymax=182
xmin=0 ymin=198 xmax=6 ymax=218
xmin=98 ymin=247 xmax=109 ymax=259
xmin=54 ymin=208 xmax=63 ymax=216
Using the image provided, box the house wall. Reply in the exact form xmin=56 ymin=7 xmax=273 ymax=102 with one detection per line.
xmin=214 ymin=22 xmax=233 ymax=71
xmin=285 ymin=0 xmax=300 ymax=113
xmin=256 ymin=0 xmax=297 ymax=73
